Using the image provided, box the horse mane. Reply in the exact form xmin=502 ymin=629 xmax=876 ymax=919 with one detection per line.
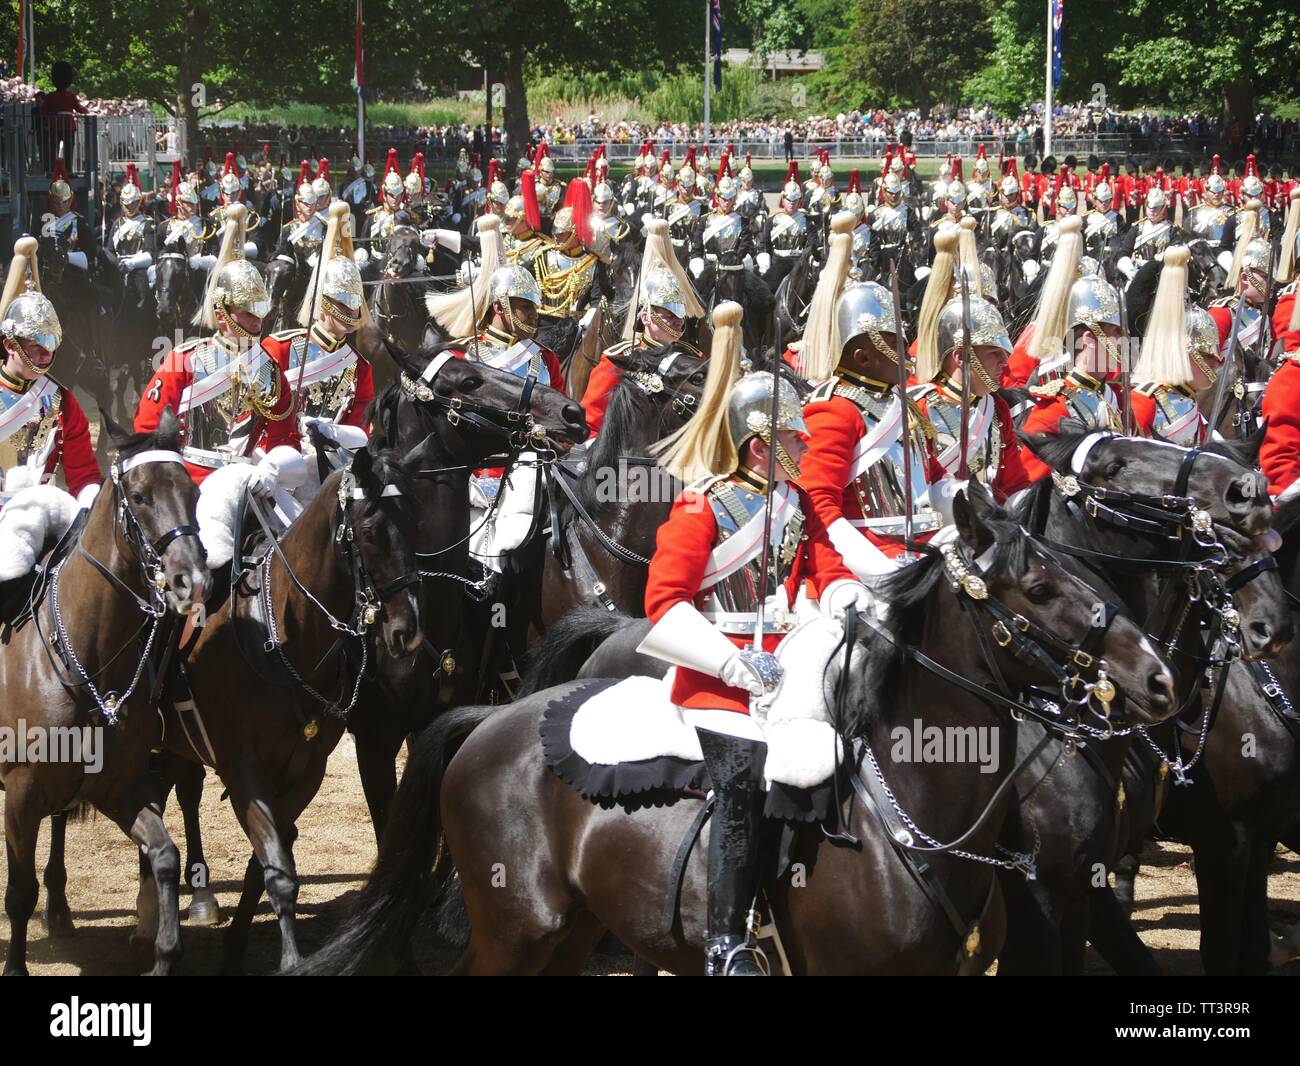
xmin=1273 ymin=494 xmax=1300 ymax=537
xmin=1016 ymin=420 xmax=1103 ymax=473
xmin=581 ymin=357 xmax=660 ymax=482
xmin=112 ymin=412 xmax=184 ymax=459
xmin=843 ymin=502 xmax=1032 ymax=738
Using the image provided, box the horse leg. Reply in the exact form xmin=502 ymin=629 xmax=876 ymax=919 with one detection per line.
xmin=1237 ymin=838 xmax=1275 ymax=974
xmin=174 ymin=761 xmax=221 ymax=926
xmin=41 ymin=812 xmax=76 ymax=937
xmin=1190 ymin=829 xmax=1251 ymax=976
xmin=536 ymin=911 xmax=607 ymax=976
xmin=221 ymin=854 xmax=264 ymax=976
xmin=351 ymin=719 xmax=403 ymax=842
xmin=994 ymin=873 xmax=1062 ymax=975
xmin=1086 ymin=885 xmax=1161 ymax=975
xmin=1058 ymin=900 xmax=1090 ymax=976
xmin=227 ymin=786 xmax=303 ymax=973
xmin=1111 ymin=851 xmax=1141 ymax=914
xmin=106 ymin=788 xmax=183 ymax=975
xmin=3 ymin=781 xmax=44 ymax=974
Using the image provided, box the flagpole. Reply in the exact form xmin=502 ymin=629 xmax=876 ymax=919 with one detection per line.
xmin=703 ymin=0 xmax=711 ymax=148
xmin=355 ymin=0 xmax=365 ymax=163
xmin=1044 ymin=0 xmax=1053 ymax=161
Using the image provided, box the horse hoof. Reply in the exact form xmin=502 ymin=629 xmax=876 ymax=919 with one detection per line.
xmin=41 ymin=907 xmax=76 ymax=938
xmin=186 ymin=890 xmax=222 ymax=927
xmin=2 ymin=964 xmax=28 ymax=976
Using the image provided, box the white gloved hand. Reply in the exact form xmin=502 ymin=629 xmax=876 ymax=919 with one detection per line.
xmin=67 ymin=250 xmax=88 ymax=271
xmin=1116 ymin=255 xmax=1136 ymax=282
xmin=1023 ymin=259 xmax=1042 ymax=284
xmin=353 ymin=247 xmax=370 ymax=267
xmin=756 ymin=252 xmax=771 ymax=274
xmin=307 ymin=252 xmax=319 ymax=269
xmin=1216 ymin=249 xmax=1234 ymax=274
xmin=820 ymin=579 xmax=873 ymax=622
xmin=720 ymin=652 xmax=766 ymax=696
xmin=689 ymin=256 xmax=705 ymax=277
xmin=258 ymin=445 xmax=308 ymax=491
xmin=743 ymin=253 xmax=754 ymax=270
xmin=75 ymin=482 xmax=101 ymax=510
xmin=127 ymin=252 xmax=153 ymax=270
xmin=243 ymin=241 xmax=259 ymax=258
xmin=247 ymin=465 xmax=277 ymax=500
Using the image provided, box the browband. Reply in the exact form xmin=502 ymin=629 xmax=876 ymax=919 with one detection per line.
xmin=350 ymin=485 xmax=404 ymax=499
xmin=119 ymin=449 xmax=186 ymax=473
xmin=420 ymin=351 xmax=456 ymax=384
xmin=1070 ymin=432 xmax=1108 ymax=475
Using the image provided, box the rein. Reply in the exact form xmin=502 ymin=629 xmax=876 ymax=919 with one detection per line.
xmin=36 ymin=450 xmax=200 ymax=724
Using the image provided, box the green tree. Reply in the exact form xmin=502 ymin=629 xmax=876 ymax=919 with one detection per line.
xmin=843 ymin=0 xmax=991 ymax=115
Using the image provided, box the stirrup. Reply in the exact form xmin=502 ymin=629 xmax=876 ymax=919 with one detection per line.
xmin=705 ymin=935 xmax=770 ymax=976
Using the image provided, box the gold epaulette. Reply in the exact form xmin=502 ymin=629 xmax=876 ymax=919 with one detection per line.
xmin=1135 ymin=381 xmax=1160 ymax=397
xmin=677 ymin=339 xmax=702 ymax=358
xmin=1208 ymin=295 xmax=1234 ymax=309
xmin=365 ymin=205 xmax=383 ymax=216
xmin=1029 ymin=379 xmax=1068 ymax=398
xmin=173 ymin=337 xmax=206 ymax=353
xmin=601 ymin=339 xmax=635 ymax=359
xmin=687 ymin=473 xmax=728 ymax=496
xmin=907 ymin=396 xmax=937 ymax=441
xmin=269 ymin=328 xmax=306 ymax=343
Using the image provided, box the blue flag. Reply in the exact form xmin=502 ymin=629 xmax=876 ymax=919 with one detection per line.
xmin=1052 ymin=0 xmax=1064 ymax=89
xmin=711 ymin=0 xmax=723 ymax=92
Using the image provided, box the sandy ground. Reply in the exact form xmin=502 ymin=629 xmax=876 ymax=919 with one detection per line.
xmin=2 ymin=732 xmax=1297 ymax=977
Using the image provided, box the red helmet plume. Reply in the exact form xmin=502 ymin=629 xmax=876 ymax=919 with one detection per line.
xmin=520 ymin=169 xmax=542 ymax=233
xmin=563 ymin=178 xmax=593 ymax=246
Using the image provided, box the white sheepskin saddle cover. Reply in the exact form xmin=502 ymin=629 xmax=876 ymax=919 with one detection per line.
xmin=569 ymin=616 xmax=846 ymax=791
xmin=0 ymin=484 xmax=80 ymax=581
xmin=196 ymin=463 xmax=264 ymax=568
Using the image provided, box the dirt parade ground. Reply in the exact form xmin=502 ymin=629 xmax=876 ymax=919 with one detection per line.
xmin=1 ymin=735 xmax=1297 ymax=977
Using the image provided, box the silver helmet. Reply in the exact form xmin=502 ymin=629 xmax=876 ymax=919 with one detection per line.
xmin=836 ymin=281 xmax=896 ymax=349
xmin=715 ymin=175 xmax=738 ymax=202
xmin=677 ymin=166 xmax=697 ymax=190
xmin=1242 ymin=175 xmax=1265 ymax=199
xmin=945 ymin=179 xmax=967 ymax=205
xmin=1204 ymin=174 xmax=1227 ymax=197
xmin=999 ymin=174 xmax=1019 ymax=199
xmin=1067 ymin=274 xmax=1122 ymax=332
xmin=782 ymin=180 xmax=803 ymax=202
xmin=955 ymin=262 xmax=998 ymax=303
xmin=1093 ymin=182 xmax=1113 ymax=206
xmin=1145 ymin=186 xmax=1167 ymax=213
xmin=1079 ymin=255 xmax=1102 ymax=276
xmin=1241 ymin=237 xmax=1271 ymax=277
xmin=937 ymin=295 xmax=1012 ymax=357
xmin=882 ymin=172 xmax=903 ymax=197
xmin=488 ymin=180 xmax=511 ymax=208
xmin=641 ymin=265 xmax=687 ymax=320
xmin=212 ymin=259 xmax=271 ymax=320
xmin=487 ymin=264 xmax=542 ymax=308
xmin=1 ymin=290 xmax=62 ymax=356
xmin=320 ymin=255 xmax=365 ymax=326
xmin=382 ymin=170 xmax=405 ymax=198
xmin=1057 ymin=185 xmax=1078 ymax=211
xmin=843 ymin=191 xmax=865 ymax=219
xmin=1186 ymin=305 xmax=1219 ymax=365
xmin=592 ymin=181 xmax=615 ymax=205
xmin=726 ymin=370 xmax=807 ymax=457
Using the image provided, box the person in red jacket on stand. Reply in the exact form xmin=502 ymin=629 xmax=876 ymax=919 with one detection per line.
xmin=1259 ymin=188 xmax=1300 ymax=500
xmin=638 ymin=301 xmax=863 ymax=976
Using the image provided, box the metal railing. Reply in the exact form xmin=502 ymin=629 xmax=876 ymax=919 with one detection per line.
xmin=1 ymin=105 xmax=102 ymax=243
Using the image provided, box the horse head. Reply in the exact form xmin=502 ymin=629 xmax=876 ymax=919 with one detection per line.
xmin=1020 ymin=426 xmax=1292 ymax=659
xmin=99 ymin=406 xmax=209 ymax=614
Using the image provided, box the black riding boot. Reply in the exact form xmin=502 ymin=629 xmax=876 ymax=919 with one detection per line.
xmin=696 ymin=726 xmax=769 ymax=976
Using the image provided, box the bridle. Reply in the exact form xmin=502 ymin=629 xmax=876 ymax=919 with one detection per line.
xmin=243 ymin=463 xmax=420 ymax=718
xmin=38 ymin=449 xmax=202 ymax=724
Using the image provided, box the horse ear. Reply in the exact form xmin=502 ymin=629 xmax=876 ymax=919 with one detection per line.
xmin=605 ymin=343 xmax=640 ymax=372
xmin=350 ymin=443 xmax=375 ymax=485
xmin=156 ymin=406 xmax=181 ymax=449
xmin=98 ymin=404 xmax=130 ymax=450
xmin=952 ymin=485 xmax=997 ymax=556
xmin=1239 ymin=420 xmax=1266 ymax=466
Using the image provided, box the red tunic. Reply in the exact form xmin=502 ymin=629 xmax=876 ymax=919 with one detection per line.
xmin=913 ymin=386 xmax=1031 ymax=504
xmin=798 ymin=391 xmax=946 ymax=560
xmin=644 ymin=483 xmax=853 ymax=713
xmin=134 ymin=345 xmax=300 ymax=484
xmin=1260 ymin=357 xmax=1300 ymax=499
xmin=260 ymin=330 xmax=375 ymax=430
xmin=580 ymin=354 xmax=623 ymax=438
xmin=1004 ymin=321 xmax=1039 ymax=389
xmin=0 ymin=377 xmax=102 ymax=499
xmin=1273 ymin=288 xmax=1300 ymax=357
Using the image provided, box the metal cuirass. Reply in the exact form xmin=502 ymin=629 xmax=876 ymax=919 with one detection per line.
xmin=992 ymin=206 xmax=1030 ymax=238
xmin=1190 ymin=204 xmax=1229 ymax=244
xmin=769 ymin=210 xmax=807 ymax=256
xmin=833 ymin=381 xmax=941 ymax=538
xmin=919 ymin=388 xmax=1000 ymax=486
xmin=1132 ymin=219 xmax=1171 ymax=262
xmin=182 ymin=339 xmax=283 ymax=462
xmin=668 ymin=199 xmax=700 ymax=247
xmin=283 ymin=332 xmax=359 ymax=424
xmin=699 ymin=478 xmax=803 ymax=635
xmin=163 ymin=215 xmax=206 ymax=256
xmin=1150 ymin=385 xmax=1203 ymax=445
xmin=848 ymin=223 xmax=872 ymax=279
xmin=0 ymin=381 xmax=61 ymax=492
xmin=1085 ymin=210 xmax=1118 ymax=243
xmin=702 ymin=211 xmax=742 ymax=258
xmin=737 ymin=187 xmax=761 ymax=220
xmin=872 ymin=203 xmax=907 ymax=244
xmin=111 ymin=215 xmax=149 ymax=255
xmin=287 ymin=214 xmax=325 ymax=258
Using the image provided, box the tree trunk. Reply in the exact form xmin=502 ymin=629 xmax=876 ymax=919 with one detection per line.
xmin=502 ymin=49 xmax=531 ymax=176
xmin=1220 ymin=81 xmax=1254 ymax=153
xmin=176 ymin=1 xmax=210 ymax=165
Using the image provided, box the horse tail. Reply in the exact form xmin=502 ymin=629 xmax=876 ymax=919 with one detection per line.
xmin=290 ymin=702 xmax=500 ymax=975
xmin=517 ymin=604 xmax=632 ymax=697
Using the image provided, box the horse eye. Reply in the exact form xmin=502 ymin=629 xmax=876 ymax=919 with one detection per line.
xmin=1104 ymin=460 xmax=1125 ymax=478
xmin=460 ymin=376 xmax=482 ymax=392
xmin=131 ymin=491 xmax=146 ymax=506
xmin=1025 ymin=581 xmax=1057 ymax=604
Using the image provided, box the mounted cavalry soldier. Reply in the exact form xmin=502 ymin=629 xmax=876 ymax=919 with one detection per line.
xmin=274 ymin=162 xmax=326 ymax=273
xmin=1259 ymin=188 xmax=1300 ymax=499
xmin=838 ymin=170 xmax=872 ymax=281
xmin=637 ymin=301 xmax=864 ymax=976
xmin=211 ymin=152 xmax=262 ymax=261
xmin=807 ymin=160 xmax=839 ymax=233
xmin=581 ymin=221 xmax=706 ymax=436
xmin=104 ymin=164 xmax=156 ymax=292
xmin=795 ymin=217 xmax=952 ymax=579
xmin=1082 ymin=164 xmax=1122 ymax=260
xmin=736 ymin=155 xmax=762 ymax=229
xmin=667 ymin=160 xmax=702 ymax=267
xmin=135 ymin=203 xmax=299 ymax=488
xmin=760 ymin=163 xmax=811 ymax=288
xmin=1130 ymin=246 xmax=1222 ymax=445
xmin=1188 ymin=155 xmax=1232 ymax=251
xmin=363 ymin=149 xmax=409 ymax=267
xmin=870 ymin=163 xmax=910 ymax=261
xmin=1208 ymin=203 xmax=1271 ymax=370
xmin=690 ymin=165 xmax=754 ymax=284
xmin=989 ymin=160 xmax=1035 ymax=258
xmin=534 ymin=143 xmax=564 ymax=228
xmin=404 ymin=153 xmax=432 ymax=228
xmin=262 ymin=201 xmax=376 ymax=450
xmin=1033 ymin=169 xmax=1078 ymax=268
xmin=1114 ymin=185 xmax=1174 ymax=284
xmin=532 ymin=180 xmax=612 ymax=362
xmin=38 ymin=157 xmax=97 ymax=287
xmin=909 ymin=228 xmax=1031 ymax=500
xmin=0 ymin=238 xmax=102 ymax=524
xmin=159 ymin=161 xmax=215 ymax=296
xmin=502 ymin=171 xmax=550 ymax=272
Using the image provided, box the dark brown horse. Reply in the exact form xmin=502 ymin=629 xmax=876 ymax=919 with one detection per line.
xmin=148 ymin=438 xmax=427 ymax=974
xmin=0 ymin=411 xmax=207 ymax=974
xmin=299 ymin=488 xmax=1178 ymax=975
